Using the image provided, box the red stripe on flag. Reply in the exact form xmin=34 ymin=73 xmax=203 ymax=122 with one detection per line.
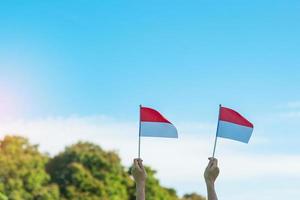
xmin=140 ymin=107 xmax=171 ymax=123
xmin=219 ymin=106 xmax=253 ymax=128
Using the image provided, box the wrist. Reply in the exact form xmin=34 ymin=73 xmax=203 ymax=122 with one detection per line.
xmin=205 ymin=179 xmax=215 ymax=187
xmin=136 ymin=180 xmax=146 ymax=188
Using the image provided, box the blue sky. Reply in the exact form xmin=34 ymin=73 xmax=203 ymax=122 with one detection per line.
xmin=0 ymin=1 xmax=300 ymax=199
xmin=1 ymin=0 xmax=300 ymax=119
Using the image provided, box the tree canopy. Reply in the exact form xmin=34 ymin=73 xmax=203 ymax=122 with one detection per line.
xmin=0 ymin=136 xmax=59 ymax=200
xmin=47 ymin=142 xmax=133 ymax=200
xmin=0 ymin=135 xmax=205 ymax=200
xmin=182 ymin=193 xmax=206 ymax=200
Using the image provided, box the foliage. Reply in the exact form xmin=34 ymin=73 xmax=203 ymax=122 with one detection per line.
xmin=0 ymin=193 xmax=8 ymax=200
xmin=128 ymin=166 xmax=180 ymax=200
xmin=47 ymin=142 xmax=134 ymax=200
xmin=0 ymin=136 xmax=60 ymax=200
xmin=143 ymin=167 xmax=179 ymax=200
xmin=0 ymin=136 xmax=205 ymax=200
xmin=182 ymin=193 xmax=206 ymax=200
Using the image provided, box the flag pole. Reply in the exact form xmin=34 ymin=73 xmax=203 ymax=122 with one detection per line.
xmin=212 ymin=104 xmax=221 ymax=158
xmin=138 ymin=105 xmax=142 ymax=159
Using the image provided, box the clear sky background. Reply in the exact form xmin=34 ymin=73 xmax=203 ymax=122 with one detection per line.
xmin=0 ymin=1 xmax=300 ymax=199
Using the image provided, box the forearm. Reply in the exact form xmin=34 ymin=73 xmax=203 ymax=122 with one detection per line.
xmin=136 ymin=183 xmax=145 ymax=200
xmin=206 ymin=181 xmax=218 ymax=200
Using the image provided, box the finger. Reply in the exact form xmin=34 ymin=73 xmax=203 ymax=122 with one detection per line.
xmin=208 ymin=157 xmax=217 ymax=161
xmin=212 ymin=158 xmax=218 ymax=168
xmin=136 ymin=158 xmax=143 ymax=163
xmin=133 ymin=158 xmax=138 ymax=164
xmin=137 ymin=159 xmax=145 ymax=170
xmin=208 ymin=157 xmax=214 ymax=168
xmin=133 ymin=159 xmax=142 ymax=170
xmin=133 ymin=158 xmax=139 ymax=166
xmin=209 ymin=157 xmax=217 ymax=162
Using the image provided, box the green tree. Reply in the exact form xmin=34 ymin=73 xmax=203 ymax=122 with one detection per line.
xmin=0 ymin=135 xmax=205 ymax=200
xmin=47 ymin=142 xmax=134 ymax=200
xmin=144 ymin=167 xmax=179 ymax=200
xmin=182 ymin=193 xmax=206 ymax=200
xmin=0 ymin=136 xmax=60 ymax=200
xmin=0 ymin=193 xmax=8 ymax=200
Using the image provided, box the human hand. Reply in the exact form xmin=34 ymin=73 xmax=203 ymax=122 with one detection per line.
xmin=131 ymin=158 xmax=147 ymax=186
xmin=204 ymin=157 xmax=219 ymax=185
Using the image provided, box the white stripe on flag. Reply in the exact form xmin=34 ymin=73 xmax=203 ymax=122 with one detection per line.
xmin=217 ymin=120 xmax=253 ymax=143
xmin=140 ymin=122 xmax=178 ymax=138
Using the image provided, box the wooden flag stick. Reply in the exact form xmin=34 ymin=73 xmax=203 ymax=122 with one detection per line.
xmin=212 ymin=104 xmax=222 ymax=158
xmin=138 ymin=105 xmax=142 ymax=159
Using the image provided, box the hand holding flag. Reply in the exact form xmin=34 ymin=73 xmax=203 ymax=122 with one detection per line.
xmin=131 ymin=158 xmax=147 ymax=185
xmin=131 ymin=158 xmax=147 ymax=200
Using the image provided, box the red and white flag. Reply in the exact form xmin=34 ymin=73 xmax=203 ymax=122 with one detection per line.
xmin=217 ymin=106 xmax=254 ymax=143
xmin=140 ymin=106 xmax=178 ymax=138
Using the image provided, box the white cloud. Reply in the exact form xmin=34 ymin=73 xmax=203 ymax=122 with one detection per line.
xmin=0 ymin=115 xmax=300 ymax=199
